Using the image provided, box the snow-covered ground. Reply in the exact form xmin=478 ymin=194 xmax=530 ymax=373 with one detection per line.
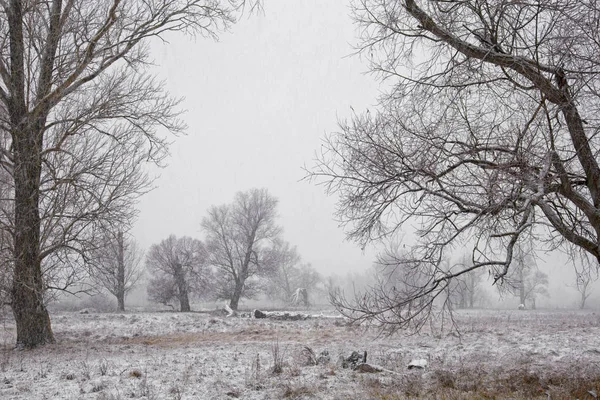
xmin=0 ymin=308 xmax=599 ymax=399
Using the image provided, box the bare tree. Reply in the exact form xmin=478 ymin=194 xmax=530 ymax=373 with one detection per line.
xmin=294 ymin=263 xmax=322 ymax=301
xmin=309 ymin=0 xmax=600 ymax=330
xmin=263 ymin=240 xmax=301 ymax=303
xmin=264 ymin=240 xmax=321 ymax=305
xmin=331 ymin=242 xmax=448 ymax=332
xmin=202 ymin=188 xmax=281 ymax=310
xmin=449 ymin=254 xmax=485 ymax=309
xmin=0 ymin=1 xmax=257 ymax=348
xmin=571 ymin=253 xmax=598 ymax=309
xmin=503 ymin=246 xmax=548 ymax=309
xmin=91 ymin=230 xmax=144 ymax=311
xmin=146 ymin=235 xmax=209 ymax=312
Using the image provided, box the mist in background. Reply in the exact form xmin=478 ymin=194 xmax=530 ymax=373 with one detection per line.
xmin=55 ymin=1 xmax=599 ymax=312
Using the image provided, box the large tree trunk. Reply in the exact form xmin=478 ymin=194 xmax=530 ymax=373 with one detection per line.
xmin=229 ymin=280 xmax=243 ymax=311
xmin=11 ymin=121 xmax=54 ymax=348
xmin=116 ymin=231 xmax=126 ymax=312
xmin=173 ymin=263 xmax=190 ymax=312
xmin=7 ymin=0 xmax=55 ymax=349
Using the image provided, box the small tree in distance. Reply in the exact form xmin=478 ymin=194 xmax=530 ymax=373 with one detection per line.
xmin=91 ymin=230 xmax=144 ymax=311
xmin=263 ymin=239 xmax=322 ymax=305
xmin=202 ymin=188 xmax=282 ymax=310
xmin=263 ymin=240 xmax=301 ymax=303
xmin=449 ymin=254 xmax=485 ymax=309
xmin=146 ymin=235 xmax=210 ymax=312
xmin=504 ymin=246 xmax=548 ymax=309
xmin=571 ymin=253 xmax=599 ymax=309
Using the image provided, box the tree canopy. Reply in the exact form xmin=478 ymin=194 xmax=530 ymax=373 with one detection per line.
xmin=310 ymin=0 xmax=600 ymax=329
xmin=0 ymin=0 xmax=257 ymax=348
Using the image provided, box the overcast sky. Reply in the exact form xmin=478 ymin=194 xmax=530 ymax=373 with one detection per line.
xmin=132 ymin=1 xmax=381 ymax=276
xmin=128 ymin=1 xmax=600 ymax=307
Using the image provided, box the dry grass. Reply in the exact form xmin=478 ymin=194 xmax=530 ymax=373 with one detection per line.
xmin=363 ymin=365 xmax=600 ymax=399
xmin=1 ymin=309 xmax=599 ymax=399
xmin=281 ymin=382 xmax=317 ymax=398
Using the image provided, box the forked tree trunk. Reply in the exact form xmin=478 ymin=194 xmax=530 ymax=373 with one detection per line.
xmin=229 ymin=280 xmax=243 ymax=311
xmin=173 ymin=263 xmax=190 ymax=312
xmin=116 ymin=231 xmax=126 ymax=312
xmin=12 ymin=121 xmax=54 ymax=348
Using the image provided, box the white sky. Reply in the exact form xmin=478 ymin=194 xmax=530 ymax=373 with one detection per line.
xmin=132 ymin=1 xmax=381 ymax=276
xmin=130 ymin=0 xmax=600 ymax=306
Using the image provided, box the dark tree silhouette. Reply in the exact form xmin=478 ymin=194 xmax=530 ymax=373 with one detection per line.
xmin=146 ymin=235 xmax=209 ymax=312
xmin=91 ymin=230 xmax=144 ymax=311
xmin=202 ymin=188 xmax=281 ymax=310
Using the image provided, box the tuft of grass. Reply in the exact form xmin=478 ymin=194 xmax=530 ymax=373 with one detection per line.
xmin=271 ymin=338 xmax=287 ymax=374
xmin=245 ymin=353 xmax=264 ymax=390
xmin=98 ymin=358 xmax=110 ymax=376
xmin=300 ymin=346 xmax=317 ymax=366
xmin=63 ymin=372 xmax=76 ymax=381
xmin=282 ymin=383 xmax=316 ymax=398
xmin=129 ymin=369 xmax=143 ymax=378
xmin=90 ymin=380 xmax=107 ymax=393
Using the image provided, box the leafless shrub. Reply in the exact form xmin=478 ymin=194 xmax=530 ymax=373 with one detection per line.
xmin=169 ymin=364 xmax=192 ymax=400
xmin=98 ymin=359 xmax=110 ymax=376
xmin=362 ymin=376 xmax=405 ymax=400
xmin=137 ymin=369 xmax=157 ymax=400
xmin=90 ymin=380 xmax=107 ymax=393
xmin=281 ymin=382 xmax=316 ymax=399
xmin=300 ymin=346 xmax=317 ymax=366
xmin=271 ymin=338 xmax=287 ymax=374
xmin=169 ymin=385 xmax=185 ymax=400
xmin=80 ymin=360 xmax=91 ymax=380
xmin=96 ymin=392 xmax=122 ymax=400
xmin=36 ymin=361 xmax=50 ymax=379
xmin=402 ymin=374 xmax=425 ymax=398
xmin=434 ymin=369 xmax=456 ymax=389
xmin=245 ymin=354 xmax=264 ymax=390
xmin=63 ymin=373 xmax=76 ymax=381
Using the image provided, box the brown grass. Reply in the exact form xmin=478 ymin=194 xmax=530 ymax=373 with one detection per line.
xmin=363 ymin=366 xmax=600 ymax=399
xmin=116 ymin=326 xmax=351 ymax=348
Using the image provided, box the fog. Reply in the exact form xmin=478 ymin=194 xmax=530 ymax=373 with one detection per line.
xmin=117 ymin=1 xmax=600 ymax=310
xmin=131 ymin=1 xmax=380 ymax=278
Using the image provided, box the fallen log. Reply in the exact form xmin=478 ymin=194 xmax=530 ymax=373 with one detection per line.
xmin=252 ymin=310 xmax=310 ymax=320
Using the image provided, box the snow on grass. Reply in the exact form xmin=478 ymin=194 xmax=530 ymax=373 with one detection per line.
xmin=0 ymin=308 xmax=599 ymax=399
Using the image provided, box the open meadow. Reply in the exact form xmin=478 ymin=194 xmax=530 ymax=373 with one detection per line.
xmin=0 ymin=308 xmax=599 ymax=399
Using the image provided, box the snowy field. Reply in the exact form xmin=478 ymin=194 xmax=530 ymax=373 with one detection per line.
xmin=0 ymin=308 xmax=599 ymax=399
